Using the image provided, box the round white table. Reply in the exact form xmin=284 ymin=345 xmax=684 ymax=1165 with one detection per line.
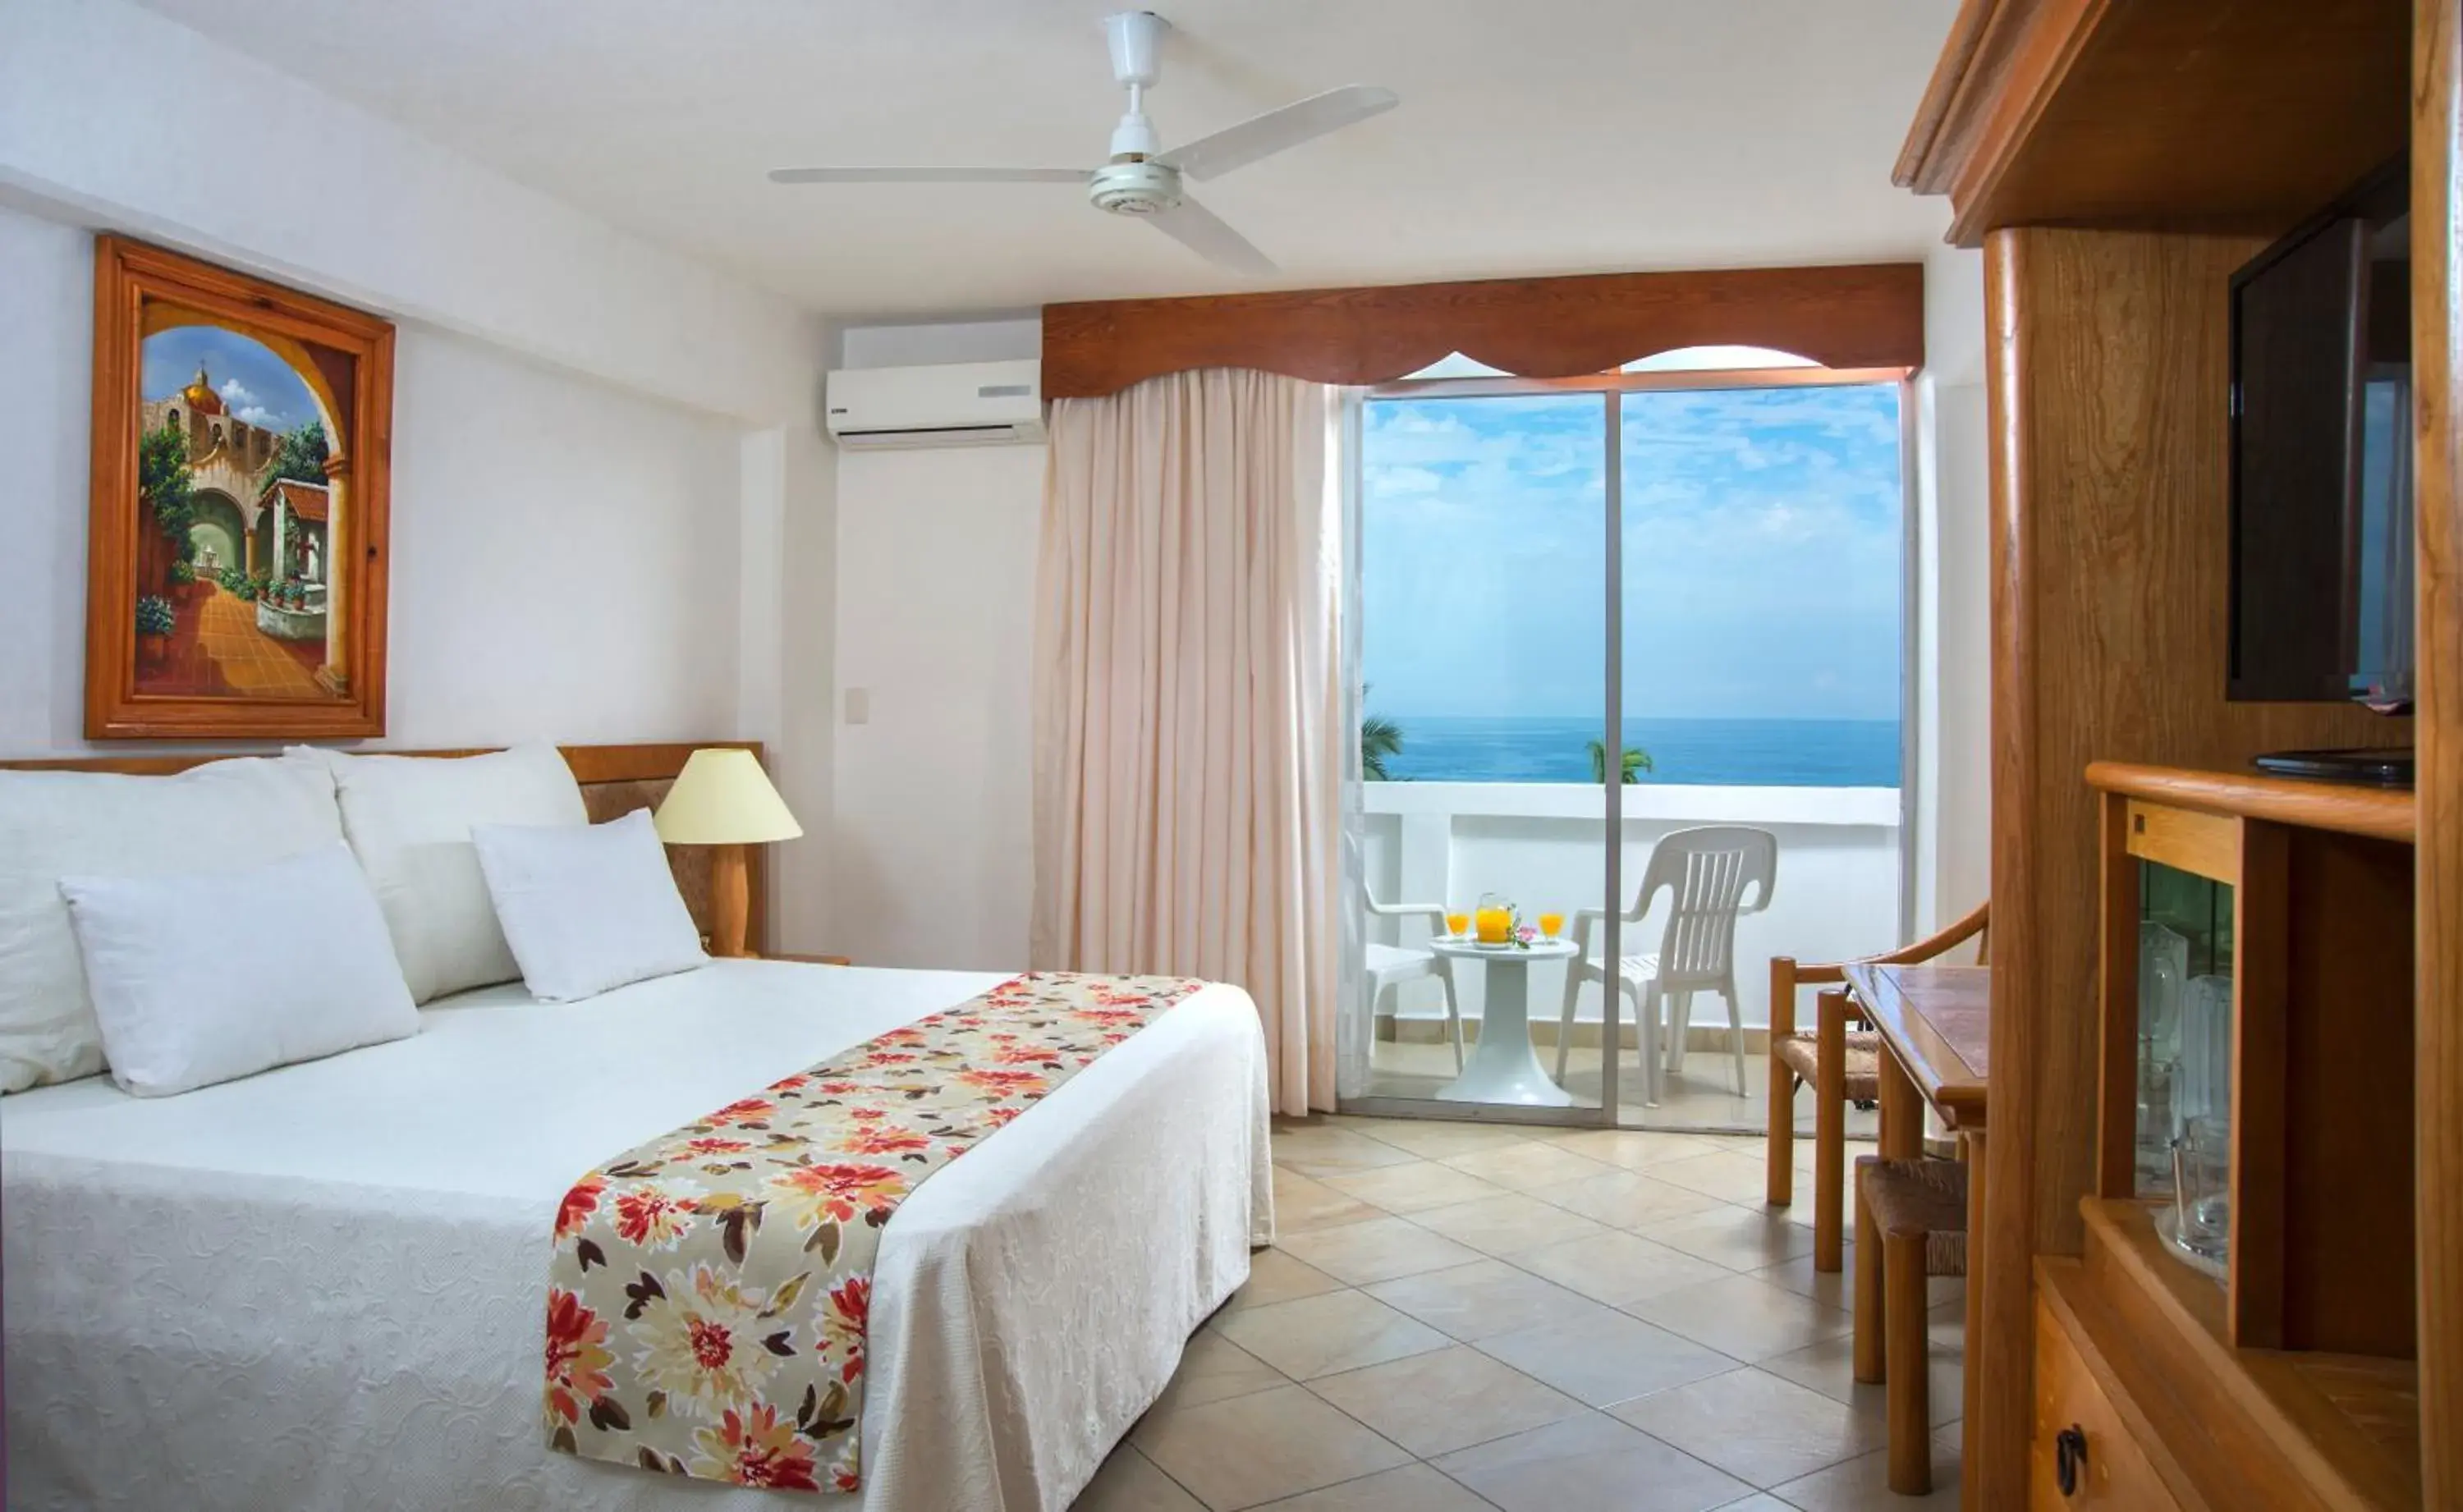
xmin=1427 ymin=937 xmax=1581 ymax=1106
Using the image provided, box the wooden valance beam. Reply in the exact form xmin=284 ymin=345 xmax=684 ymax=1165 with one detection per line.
xmin=1039 ymin=263 xmax=1926 ymax=398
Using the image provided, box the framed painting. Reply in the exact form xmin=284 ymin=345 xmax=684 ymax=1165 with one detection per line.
xmin=86 ymin=236 xmax=393 ymax=740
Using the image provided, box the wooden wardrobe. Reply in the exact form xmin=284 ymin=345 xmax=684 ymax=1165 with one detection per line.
xmin=1892 ymin=0 xmax=2456 ymax=1505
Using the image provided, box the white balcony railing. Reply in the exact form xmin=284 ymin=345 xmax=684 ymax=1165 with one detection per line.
xmin=1360 ymin=781 xmax=1904 ymax=1033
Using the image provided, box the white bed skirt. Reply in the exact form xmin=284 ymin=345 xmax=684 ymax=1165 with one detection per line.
xmin=2 ymin=964 xmax=1276 ymax=1512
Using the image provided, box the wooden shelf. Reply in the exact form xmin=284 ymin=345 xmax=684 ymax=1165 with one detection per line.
xmin=2064 ymin=1198 xmax=2422 ymax=1510
xmin=2086 ymin=762 xmax=2417 ymax=845
xmin=1898 ymin=0 xmax=2412 ymax=247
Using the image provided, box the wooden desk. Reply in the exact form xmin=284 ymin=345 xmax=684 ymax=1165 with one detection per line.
xmin=1842 ymin=963 xmax=1988 ymax=1131
xmin=1842 ymin=961 xmax=1990 ymax=1505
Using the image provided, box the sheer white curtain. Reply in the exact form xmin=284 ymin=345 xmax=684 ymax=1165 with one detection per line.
xmin=1030 ymin=368 xmax=1343 ymax=1115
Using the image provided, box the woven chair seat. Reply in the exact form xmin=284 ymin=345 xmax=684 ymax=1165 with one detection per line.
xmin=1855 ymin=1156 xmax=1969 ymax=1276
xmin=1773 ymin=1030 xmax=1883 ymax=1100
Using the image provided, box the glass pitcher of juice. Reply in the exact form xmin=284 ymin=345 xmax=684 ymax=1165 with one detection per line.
xmin=1474 ymin=892 xmax=1514 ymax=945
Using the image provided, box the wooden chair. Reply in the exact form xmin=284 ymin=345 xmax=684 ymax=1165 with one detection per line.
xmin=1765 ymin=900 xmax=1987 ymax=1271
xmin=1852 ymin=1153 xmax=1969 ymax=1496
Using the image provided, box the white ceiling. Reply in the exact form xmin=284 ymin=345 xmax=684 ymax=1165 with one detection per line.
xmin=128 ymin=0 xmax=1960 ymax=320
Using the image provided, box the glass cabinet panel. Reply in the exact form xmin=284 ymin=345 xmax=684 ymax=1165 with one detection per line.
xmin=2135 ymin=859 xmax=2232 ymax=1267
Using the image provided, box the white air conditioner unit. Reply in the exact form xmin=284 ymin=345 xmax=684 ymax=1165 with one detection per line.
xmin=824 ymin=359 xmax=1045 ymax=450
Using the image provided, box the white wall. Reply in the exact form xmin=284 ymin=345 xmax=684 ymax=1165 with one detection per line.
xmin=0 ymin=203 xmax=751 ymax=754
xmin=823 ymin=318 xmax=1048 ymax=969
xmin=0 ymin=0 xmax=841 ymax=945
xmin=1912 ymin=244 xmax=1993 ymax=933
xmin=831 ymin=444 xmax=1043 ymax=969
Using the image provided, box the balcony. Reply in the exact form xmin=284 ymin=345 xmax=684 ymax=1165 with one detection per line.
xmin=1358 ymin=780 xmax=1903 ymax=1130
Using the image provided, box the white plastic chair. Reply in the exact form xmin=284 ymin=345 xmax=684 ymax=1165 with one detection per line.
xmin=1363 ymin=879 xmax=1465 ymax=1072
xmin=1555 ymin=825 xmax=1777 ymax=1104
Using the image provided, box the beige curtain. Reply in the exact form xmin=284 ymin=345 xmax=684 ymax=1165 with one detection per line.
xmin=1031 ymin=368 xmax=1342 ymax=1116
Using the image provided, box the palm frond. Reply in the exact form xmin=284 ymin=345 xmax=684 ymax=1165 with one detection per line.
xmin=1586 ymin=738 xmax=1654 ymax=785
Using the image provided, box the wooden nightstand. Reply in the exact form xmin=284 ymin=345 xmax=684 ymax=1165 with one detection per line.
xmin=764 ymin=952 xmax=851 ymax=966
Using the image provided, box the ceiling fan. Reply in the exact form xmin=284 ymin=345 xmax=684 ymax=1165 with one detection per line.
xmin=768 ymin=11 xmax=1397 ymax=277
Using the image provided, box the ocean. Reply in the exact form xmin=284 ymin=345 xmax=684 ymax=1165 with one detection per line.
xmin=1372 ymin=715 xmax=1901 ymax=787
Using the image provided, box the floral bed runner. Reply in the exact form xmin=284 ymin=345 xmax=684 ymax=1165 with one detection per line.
xmin=544 ymin=970 xmax=1208 ymax=1493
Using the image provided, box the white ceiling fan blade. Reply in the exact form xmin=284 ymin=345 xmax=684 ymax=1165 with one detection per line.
xmin=1155 ymin=85 xmax=1398 ymax=181
xmin=1146 ymin=196 xmax=1277 ymax=277
xmin=768 ymin=167 xmax=1088 ymax=185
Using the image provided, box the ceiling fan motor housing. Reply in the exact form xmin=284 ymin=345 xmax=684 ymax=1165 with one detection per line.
xmin=1089 ymin=158 xmax=1182 ymax=216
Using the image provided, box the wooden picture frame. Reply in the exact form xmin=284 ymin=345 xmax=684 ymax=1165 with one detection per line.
xmin=86 ymin=236 xmax=393 ymax=740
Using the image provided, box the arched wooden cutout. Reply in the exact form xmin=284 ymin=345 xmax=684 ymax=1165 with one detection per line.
xmin=1040 ymin=263 xmax=1924 ymax=397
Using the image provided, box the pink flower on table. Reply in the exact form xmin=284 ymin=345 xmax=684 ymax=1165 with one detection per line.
xmin=543 ymin=1288 xmax=613 ymax=1426
xmin=689 ymin=1402 xmax=822 ymax=1490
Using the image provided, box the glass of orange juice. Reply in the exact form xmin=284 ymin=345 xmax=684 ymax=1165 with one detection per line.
xmin=1538 ymin=910 xmax=1566 ymax=940
xmin=1443 ymin=910 xmax=1470 ymax=939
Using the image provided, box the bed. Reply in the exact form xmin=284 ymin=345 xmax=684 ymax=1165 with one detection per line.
xmin=7 ymin=934 xmax=1268 ymax=1512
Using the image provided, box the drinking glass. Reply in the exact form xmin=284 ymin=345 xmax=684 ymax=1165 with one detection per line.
xmin=1538 ymin=910 xmax=1566 ymax=940
xmin=1443 ymin=911 xmax=1470 ymax=940
xmin=2170 ymin=1114 xmax=2231 ymax=1263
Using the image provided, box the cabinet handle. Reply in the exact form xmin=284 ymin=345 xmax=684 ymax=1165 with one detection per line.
xmin=2055 ymin=1425 xmax=2089 ymax=1496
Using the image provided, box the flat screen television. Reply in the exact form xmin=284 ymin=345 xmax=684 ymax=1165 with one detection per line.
xmin=2228 ymin=153 xmax=2414 ymax=717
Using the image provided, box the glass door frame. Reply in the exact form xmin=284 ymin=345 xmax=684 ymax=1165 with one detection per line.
xmin=1339 ymin=361 xmax=1918 ymax=1129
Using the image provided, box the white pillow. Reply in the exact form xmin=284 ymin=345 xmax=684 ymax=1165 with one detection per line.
xmin=296 ymin=744 xmax=589 ymax=1004
xmin=472 ymin=809 xmax=709 ymax=1002
xmin=59 ymin=842 xmax=418 ymax=1097
xmin=0 ymin=756 xmax=342 ymax=1093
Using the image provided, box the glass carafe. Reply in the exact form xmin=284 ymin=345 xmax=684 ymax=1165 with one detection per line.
xmin=2133 ymin=859 xmax=2234 ymax=1276
xmin=2135 ymin=921 xmax=2188 ymax=1186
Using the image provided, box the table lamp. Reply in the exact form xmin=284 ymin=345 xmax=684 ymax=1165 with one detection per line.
xmin=652 ymin=748 xmax=802 ymax=958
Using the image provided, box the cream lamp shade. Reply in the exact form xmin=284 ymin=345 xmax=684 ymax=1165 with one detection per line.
xmin=653 ymin=749 xmax=802 ymax=845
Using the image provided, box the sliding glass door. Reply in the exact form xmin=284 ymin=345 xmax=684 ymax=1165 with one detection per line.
xmin=1351 ymin=390 xmax=1612 ymax=1122
xmin=1342 ymin=358 xmax=1909 ymax=1132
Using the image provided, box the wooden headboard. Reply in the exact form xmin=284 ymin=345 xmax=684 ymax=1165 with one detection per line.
xmin=0 ymin=742 xmax=769 ymax=957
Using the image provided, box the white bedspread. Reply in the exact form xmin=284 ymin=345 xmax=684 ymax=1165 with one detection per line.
xmin=2 ymin=962 xmax=1273 ymax=1512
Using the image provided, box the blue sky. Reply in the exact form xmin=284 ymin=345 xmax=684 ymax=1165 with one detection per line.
xmin=141 ymin=325 xmax=320 ymax=433
xmin=1361 ymin=383 xmax=1903 ymax=721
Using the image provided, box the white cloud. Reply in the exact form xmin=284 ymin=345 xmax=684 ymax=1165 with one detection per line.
xmin=235 ymin=405 xmax=279 ymax=428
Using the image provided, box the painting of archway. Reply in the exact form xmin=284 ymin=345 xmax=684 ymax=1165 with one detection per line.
xmin=186 ymin=492 xmax=245 ymax=579
xmin=86 ymin=237 xmax=393 ymax=740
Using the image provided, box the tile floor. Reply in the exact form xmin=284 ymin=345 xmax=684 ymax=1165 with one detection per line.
xmin=1363 ymin=1039 xmax=1884 ymax=1139
xmin=1073 ymin=1116 xmax=1962 ymax=1512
